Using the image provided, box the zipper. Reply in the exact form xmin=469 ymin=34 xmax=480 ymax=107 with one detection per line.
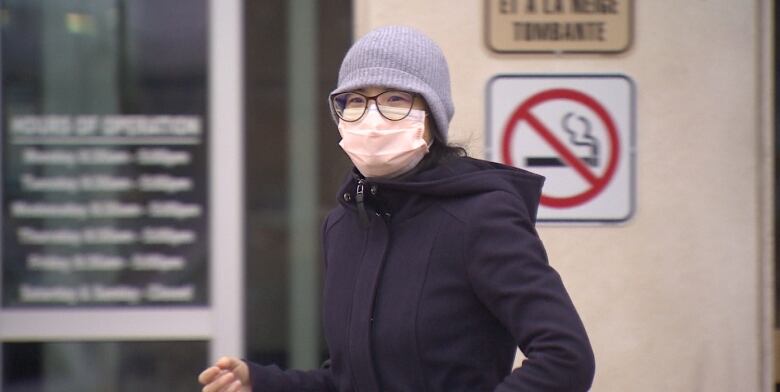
xmin=352 ymin=177 xmax=394 ymax=391
xmin=355 ymin=178 xmax=370 ymax=228
xmin=365 ymin=212 xmax=392 ymax=391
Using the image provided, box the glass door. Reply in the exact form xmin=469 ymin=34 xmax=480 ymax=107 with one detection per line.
xmin=0 ymin=0 xmax=243 ymax=390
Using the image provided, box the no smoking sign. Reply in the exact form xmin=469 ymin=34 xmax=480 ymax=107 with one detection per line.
xmin=487 ymin=75 xmax=635 ymax=223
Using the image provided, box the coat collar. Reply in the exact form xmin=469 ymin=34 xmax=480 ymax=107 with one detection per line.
xmin=336 ymin=156 xmax=545 ymax=225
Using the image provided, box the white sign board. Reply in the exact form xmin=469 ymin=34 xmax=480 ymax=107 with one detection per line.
xmin=486 ymin=75 xmax=635 ymax=223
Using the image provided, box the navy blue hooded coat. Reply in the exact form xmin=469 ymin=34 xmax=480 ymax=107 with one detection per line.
xmin=248 ymin=156 xmax=595 ymax=391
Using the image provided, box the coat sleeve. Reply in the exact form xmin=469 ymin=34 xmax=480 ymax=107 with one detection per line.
xmin=246 ymin=360 xmax=336 ymax=392
xmin=466 ymin=191 xmax=595 ymax=392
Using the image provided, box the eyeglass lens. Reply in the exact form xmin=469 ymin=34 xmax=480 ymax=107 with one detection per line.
xmin=332 ymin=91 xmax=414 ymax=121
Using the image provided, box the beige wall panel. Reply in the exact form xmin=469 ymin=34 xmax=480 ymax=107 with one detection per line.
xmin=354 ymin=0 xmax=768 ymax=391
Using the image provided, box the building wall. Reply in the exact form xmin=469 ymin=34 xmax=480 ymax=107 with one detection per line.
xmin=352 ymin=1 xmax=773 ymax=390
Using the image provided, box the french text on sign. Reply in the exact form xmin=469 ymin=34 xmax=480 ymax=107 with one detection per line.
xmin=486 ymin=74 xmax=635 ymax=223
xmin=486 ymin=0 xmax=632 ymax=53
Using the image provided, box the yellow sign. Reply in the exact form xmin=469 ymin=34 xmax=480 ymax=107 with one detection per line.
xmin=486 ymin=0 xmax=632 ymax=53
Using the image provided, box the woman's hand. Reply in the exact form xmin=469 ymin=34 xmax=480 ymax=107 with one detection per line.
xmin=198 ymin=356 xmax=251 ymax=392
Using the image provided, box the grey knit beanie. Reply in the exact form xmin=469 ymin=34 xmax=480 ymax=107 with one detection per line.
xmin=329 ymin=25 xmax=454 ymax=142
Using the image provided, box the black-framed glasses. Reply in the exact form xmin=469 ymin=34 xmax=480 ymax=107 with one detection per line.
xmin=330 ymin=90 xmax=417 ymax=122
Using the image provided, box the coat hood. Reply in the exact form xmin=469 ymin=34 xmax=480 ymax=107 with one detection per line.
xmin=336 ymin=156 xmax=545 ymax=224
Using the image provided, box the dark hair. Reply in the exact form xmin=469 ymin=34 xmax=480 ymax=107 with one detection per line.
xmin=411 ymin=124 xmax=467 ymax=174
xmin=429 ymin=134 xmax=467 ymax=162
xmin=398 ymin=102 xmax=466 ymax=175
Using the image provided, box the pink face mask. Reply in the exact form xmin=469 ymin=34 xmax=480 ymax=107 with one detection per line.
xmin=338 ymin=107 xmax=432 ymax=179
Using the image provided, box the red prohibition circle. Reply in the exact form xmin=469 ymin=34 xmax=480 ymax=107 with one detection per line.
xmin=501 ymin=88 xmax=620 ymax=208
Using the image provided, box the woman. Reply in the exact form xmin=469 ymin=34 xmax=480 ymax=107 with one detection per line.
xmin=200 ymin=25 xmax=595 ymax=392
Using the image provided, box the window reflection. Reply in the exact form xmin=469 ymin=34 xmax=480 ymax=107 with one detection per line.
xmin=243 ymin=0 xmax=352 ymax=368
xmin=1 ymin=0 xmax=209 ymax=308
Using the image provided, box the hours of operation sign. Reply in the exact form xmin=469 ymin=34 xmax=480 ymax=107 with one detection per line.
xmin=487 ymin=75 xmax=635 ymax=223
xmin=2 ymin=115 xmax=209 ymax=307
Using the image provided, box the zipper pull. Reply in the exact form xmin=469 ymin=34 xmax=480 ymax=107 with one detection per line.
xmin=356 ymin=179 xmax=369 ymax=228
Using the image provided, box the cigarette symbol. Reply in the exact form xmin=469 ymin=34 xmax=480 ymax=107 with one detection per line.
xmin=526 ymin=112 xmax=600 ymax=167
